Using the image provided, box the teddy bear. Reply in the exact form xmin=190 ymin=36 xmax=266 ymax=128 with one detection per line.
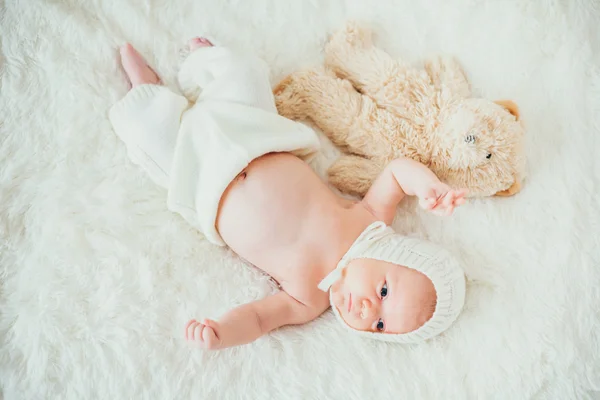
xmin=273 ymin=22 xmax=525 ymax=198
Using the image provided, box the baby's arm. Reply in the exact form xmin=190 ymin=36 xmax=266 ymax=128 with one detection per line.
xmin=185 ymin=291 xmax=324 ymax=350
xmin=362 ymin=157 xmax=467 ymax=224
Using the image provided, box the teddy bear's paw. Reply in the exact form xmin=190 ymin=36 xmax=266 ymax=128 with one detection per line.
xmin=328 ymin=21 xmax=373 ymax=51
xmin=273 ymin=71 xmax=314 ymax=120
xmin=328 ymin=168 xmax=371 ymax=197
xmin=327 ymin=155 xmax=381 ymax=197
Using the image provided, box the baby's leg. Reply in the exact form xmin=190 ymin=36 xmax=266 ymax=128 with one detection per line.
xmin=110 ymin=44 xmax=189 ymax=188
xmin=178 ymin=39 xmax=277 ymax=113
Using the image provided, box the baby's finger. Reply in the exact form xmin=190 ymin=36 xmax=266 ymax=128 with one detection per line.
xmin=202 ymin=319 xmax=217 ymax=328
xmin=429 ymin=200 xmax=446 ymax=212
xmin=431 ymin=192 xmax=451 ymax=211
xmin=455 ymin=197 xmax=466 ymax=206
xmin=434 ymin=183 xmax=451 ymax=196
xmin=203 ymin=326 xmax=216 ymax=341
xmin=187 ymin=322 xmax=197 ymax=341
xmin=445 ymin=204 xmax=455 ymax=216
xmin=203 ymin=327 xmax=220 ymax=348
xmin=420 ymin=188 xmax=437 ymax=202
xmin=185 ymin=320 xmax=197 ymax=340
xmin=443 ymin=193 xmax=454 ymax=207
xmin=193 ymin=323 xmax=205 ymax=342
xmin=419 ymin=197 xmax=436 ymax=210
xmin=450 ymin=193 xmax=463 ymax=203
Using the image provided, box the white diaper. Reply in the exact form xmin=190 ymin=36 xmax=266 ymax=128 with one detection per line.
xmin=109 ymin=46 xmax=320 ymax=245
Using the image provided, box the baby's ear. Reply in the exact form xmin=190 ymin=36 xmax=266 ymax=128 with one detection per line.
xmin=494 ymin=100 xmax=520 ymax=120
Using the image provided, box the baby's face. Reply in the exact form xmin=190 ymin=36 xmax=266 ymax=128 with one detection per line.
xmin=329 ymin=258 xmax=437 ymax=334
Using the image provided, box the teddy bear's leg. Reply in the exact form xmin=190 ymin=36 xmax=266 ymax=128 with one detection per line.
xmin=424 ymin=56 xmax=471 ymax=97
xmin=273 ymin=69 xmax=322 ymax=121
xmin=327 ymin=154 xmax=384 ymax=197
xmin=274 ymin=67 xmax=392 ymax=158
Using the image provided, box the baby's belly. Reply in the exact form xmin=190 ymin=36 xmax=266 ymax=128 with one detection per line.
xmin=216 ymin=153 xmax=341 ymax=272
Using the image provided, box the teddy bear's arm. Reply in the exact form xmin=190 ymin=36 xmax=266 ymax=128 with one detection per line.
xmin=424 ymin=56 xmax=471 ymax=98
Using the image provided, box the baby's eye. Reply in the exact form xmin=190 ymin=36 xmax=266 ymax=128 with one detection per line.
xmin=376 ymin=319 xmax=385 ymax=332
xmin=380 ymin=282 xmax=388 ymax=298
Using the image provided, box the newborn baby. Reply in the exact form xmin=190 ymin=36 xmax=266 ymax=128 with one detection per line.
xmin=109 ymin=37 xmax=467 ymax=350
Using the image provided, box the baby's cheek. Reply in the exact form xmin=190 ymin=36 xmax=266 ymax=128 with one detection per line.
xmin=339 ymin=314 xmax=371 ymax=332
xmin=330 ymin=290 xmax=343 ymax=309
xmin=330 ymin=278 xmax=344 ymax=292
xmin=343 ymin=268 xmax=368 ymax=290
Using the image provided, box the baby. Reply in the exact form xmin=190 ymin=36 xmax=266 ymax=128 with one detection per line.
xmin=109 ymin=37 xmax=467 ymax=350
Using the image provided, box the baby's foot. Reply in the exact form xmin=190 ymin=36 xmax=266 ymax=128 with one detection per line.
xmin=189 ymin=37 xmax=213 ymax=51
xmin=119 ymin=43 xmax=160 ymax=87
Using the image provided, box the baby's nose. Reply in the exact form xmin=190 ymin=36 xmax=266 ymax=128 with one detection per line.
xmin=358 ymin=298 xmax=375 ymax=319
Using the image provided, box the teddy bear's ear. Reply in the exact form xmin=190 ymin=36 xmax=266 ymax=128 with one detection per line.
xmin=494 ymin=100 xmax=520 ymax=120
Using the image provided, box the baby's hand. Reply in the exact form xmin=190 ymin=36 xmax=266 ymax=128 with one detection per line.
xmin=185 ymin=319 xmax=222 ymax=350
xmin=418 ymin=183 xmax=467 ymax=216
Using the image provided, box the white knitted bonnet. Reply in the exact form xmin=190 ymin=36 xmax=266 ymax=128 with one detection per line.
xmin=318 ymin=221 xmax=466 ymax=344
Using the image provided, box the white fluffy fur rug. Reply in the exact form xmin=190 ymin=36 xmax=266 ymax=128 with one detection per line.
xmin=1 ymin=1 xmax=600 ymax=398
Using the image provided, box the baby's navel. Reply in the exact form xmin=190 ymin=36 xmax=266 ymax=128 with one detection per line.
xmin=270 ymin=276 xmax=282 ymax=288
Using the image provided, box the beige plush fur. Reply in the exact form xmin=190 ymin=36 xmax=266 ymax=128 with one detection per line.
xmin=274 ymin=22 xmax=526 ymax=197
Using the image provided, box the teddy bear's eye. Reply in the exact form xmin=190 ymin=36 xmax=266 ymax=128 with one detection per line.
xmin=486 ymin=153 xmax=492 ymax=159
xmin=465 ymin=135 xmax=476 ymax=144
